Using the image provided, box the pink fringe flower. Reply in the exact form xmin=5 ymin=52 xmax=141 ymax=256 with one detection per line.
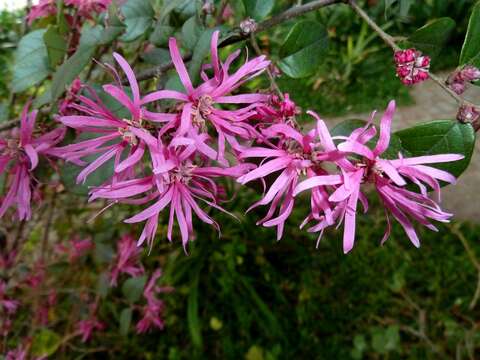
xmin=109 ymin=234 xmax=145 ymax=286
xmin=136 ymin=269 xmax=173 ymax=334
xmin=143 ymin=30 xmax=270 ymax=164
xmin=57 ymin=53 xmax=169 ymax=184
xmin=237 ymin=122 xmax=341 ymax=240
xmin=0 ymin=104 xmax=65 ymax=220
xmin=90 ymin=130 xmax=252 ymax=249
xmin=295 ymin=100 xmax=463 ymax=252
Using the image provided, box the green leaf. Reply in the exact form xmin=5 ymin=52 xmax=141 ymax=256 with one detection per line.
xmin=100 ymin=14 xmax=125 ymax=45
xmin=31 ymin=329 xmax=61 ymax=357
xmin=242 ymin=0 xmax=274 ymax=21
xmin=12 ymin=29 xmax=50 ymax=93
xmin=51 ymin=24 xmax=100 ymax=101
xmin=149 ymin=23 xmax=174 ymax=46
xmin=188 ymin=275 xmax=203 ymax=349
xmin=158 ymin=0 xmax=188 ymax=23
xmin=182 ymin=16 xmax=203 ymax=50
xmin=189 ymin=28 xmax=217 ymax=85
xmin=395 ymin=120 xmax=475 ymax=178
xmin=97 ymin=272 xmax=110 ymax=299
xmin=460 ymin=2 xmax=480 ymax=67
xmin=278 ymin=20 xmax=329 ymax=78
xmin=142 ymin=47 xmax=171 ymax=65
xmin=43 ymin=25 xmax=67 ymax=68
xmin=122 ymin=275 xmax=147 ymax=303
xmin=407 ymin=17 xmax=455 ymax=58
xmin=331 ymin=119 xmax=404 ymax=160
xmin=119 ymin=0 xmax=154 ymax=42
xmin=119 ymin=308 xmax=133 ymax=336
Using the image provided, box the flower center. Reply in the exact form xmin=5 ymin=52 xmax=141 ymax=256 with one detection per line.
xmin=192 ymin=95 xmax=214 ymax=127
xmin=118 ymin=128 xmax=138 ymax=146
xmin=169 ymin=164 xmax=197 ymax=184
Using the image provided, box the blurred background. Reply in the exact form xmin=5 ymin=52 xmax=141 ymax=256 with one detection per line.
xmin=1 ymin=0 xmax=480 ymax=359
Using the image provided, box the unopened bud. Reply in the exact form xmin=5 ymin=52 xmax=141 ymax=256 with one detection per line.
xmin=240 ymin=18 xmax=257 ymax=35
xmin=202 ymin=0 xmax=215 ymax=15
xmin=393 ymin=48 xmax=430 ymax=86
xmin=457 ymin=104 xmax=480 ymax=123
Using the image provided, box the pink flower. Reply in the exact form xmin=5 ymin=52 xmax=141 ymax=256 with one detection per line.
xmin=109 ymin=234 xmax=145 ymax=286
xmin=447 ymin=65 xmax=480 ymax=95
xmin=295 ymin=100 xmax=463 ymax=252
xmin=55 ymin=236 xmax=93 ymax=262
xmin=27 ymin=0 xmax=56 ymax=25
xmin=394 ymin=48 xmax=430 ymax=85
xmin=0 ymin=281 xmax=19 ymax=315
xmin=143 ymin=30 xmax=270 ymax=164
xmin=136 ymin=269 xmax=173 ymax=334
xmin=237 ymin=122 xmax=341 ymax=240
xmin=0 ymin=104 xmax=65 ymax=220
xmin=65 ymin=0 xmax=111 ymax=17
xmin=5 ymin=346 xmax=27 ymax=360
xmin=90 ymin=130 xmax=252 ymax=249
xmin=77 ymin=315 xmax=106 ymax=342
xmin=57 ymin=53 xmax=169 ymax=184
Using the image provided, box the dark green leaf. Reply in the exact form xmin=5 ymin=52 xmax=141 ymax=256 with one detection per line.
xmin=189 ymin=28 xmax=216 ymax=85
xmin=122 ymin=275 xmax=147 ymax=303
xmin=242 ymin=0 xmax=274 ymax=21
xmin=43 ymin=25 xmax=67 ymax=68
xmin=51 ymin=24 xmax=101 ymax=100
xmin=149 ymin=23 xmax=174 ymax=46
xmin=142 ymin=47 xmax=171 ymax=66
xmin=188 ymin=276 xmax=203 ymax=349
xmin=100 ymin=16 xmax=125 ymax=45
xmin=460 ymin=2 xmax=480 ymax=67
xmin=97 ymin=272 xmax=110 ymax=299
xmin=119 ymin=308 xmax=133 ymax=335
xmin=278 ymin=20 xmax=329 ymax=78
xmin=407 ymin=17 xmax=455 ymax=58
xmin=395 ymin=120 xmax=475 ymax=178
xmin=31 ymin=329 xmax=61 ymax=357
xmin=51 ymin=46 xmax=95 ymax=100
xmin=119 ymin=0 xmax=154 ymax=42
xmin=12 ymin=30 xmax=50 ymax=93
xmin=182 ymin=16 xmax=203 ymax=50
xmin=158 ymin=0 xmax=188 ymax=23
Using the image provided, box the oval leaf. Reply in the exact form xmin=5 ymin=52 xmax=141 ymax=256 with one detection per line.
xmin=278 ymin=20 xmax=329 ymax=78
xmin=119 ymin=0 xmax=154 ymax=42
xmin=119 ymin=308 xmax=133 ymax=336
xmin=12 ymin=29 xmax=50 ymax=93
xmin=122 ymin=275 xmax=147 ymax=303
xmin=460 ymin=2 xmax=480 ymax=67
xmin=242 ymin=0 xmax=274 ymax=21
xmin=395 ymin=120 xmax=475 ymax=178
xmin=407 ymin=17 xmax=455 ymax=58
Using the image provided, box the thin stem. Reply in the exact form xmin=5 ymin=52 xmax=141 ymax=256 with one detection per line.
xmin=249 ymin=34 xmax=283 ymax=99
xmin=428 ymin=72 xmax=464 ymax=104
xmin=349 ymin=0 xmax=400 ymax=51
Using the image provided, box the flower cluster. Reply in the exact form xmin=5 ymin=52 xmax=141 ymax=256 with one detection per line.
xmin=50 ymin=31 xmax=463 ymax=253
xmin=0 ymin=104 xmax=65 ymax=220
xmin=394 ymin=48 xmax=430 ymax=85
xmin=447 ymin=65 xmax=480 ymax=95
xmin=58 ymin=30 xmax=269 ymax=250
xmin=27 ymin=0 xmax=111 ymax=25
